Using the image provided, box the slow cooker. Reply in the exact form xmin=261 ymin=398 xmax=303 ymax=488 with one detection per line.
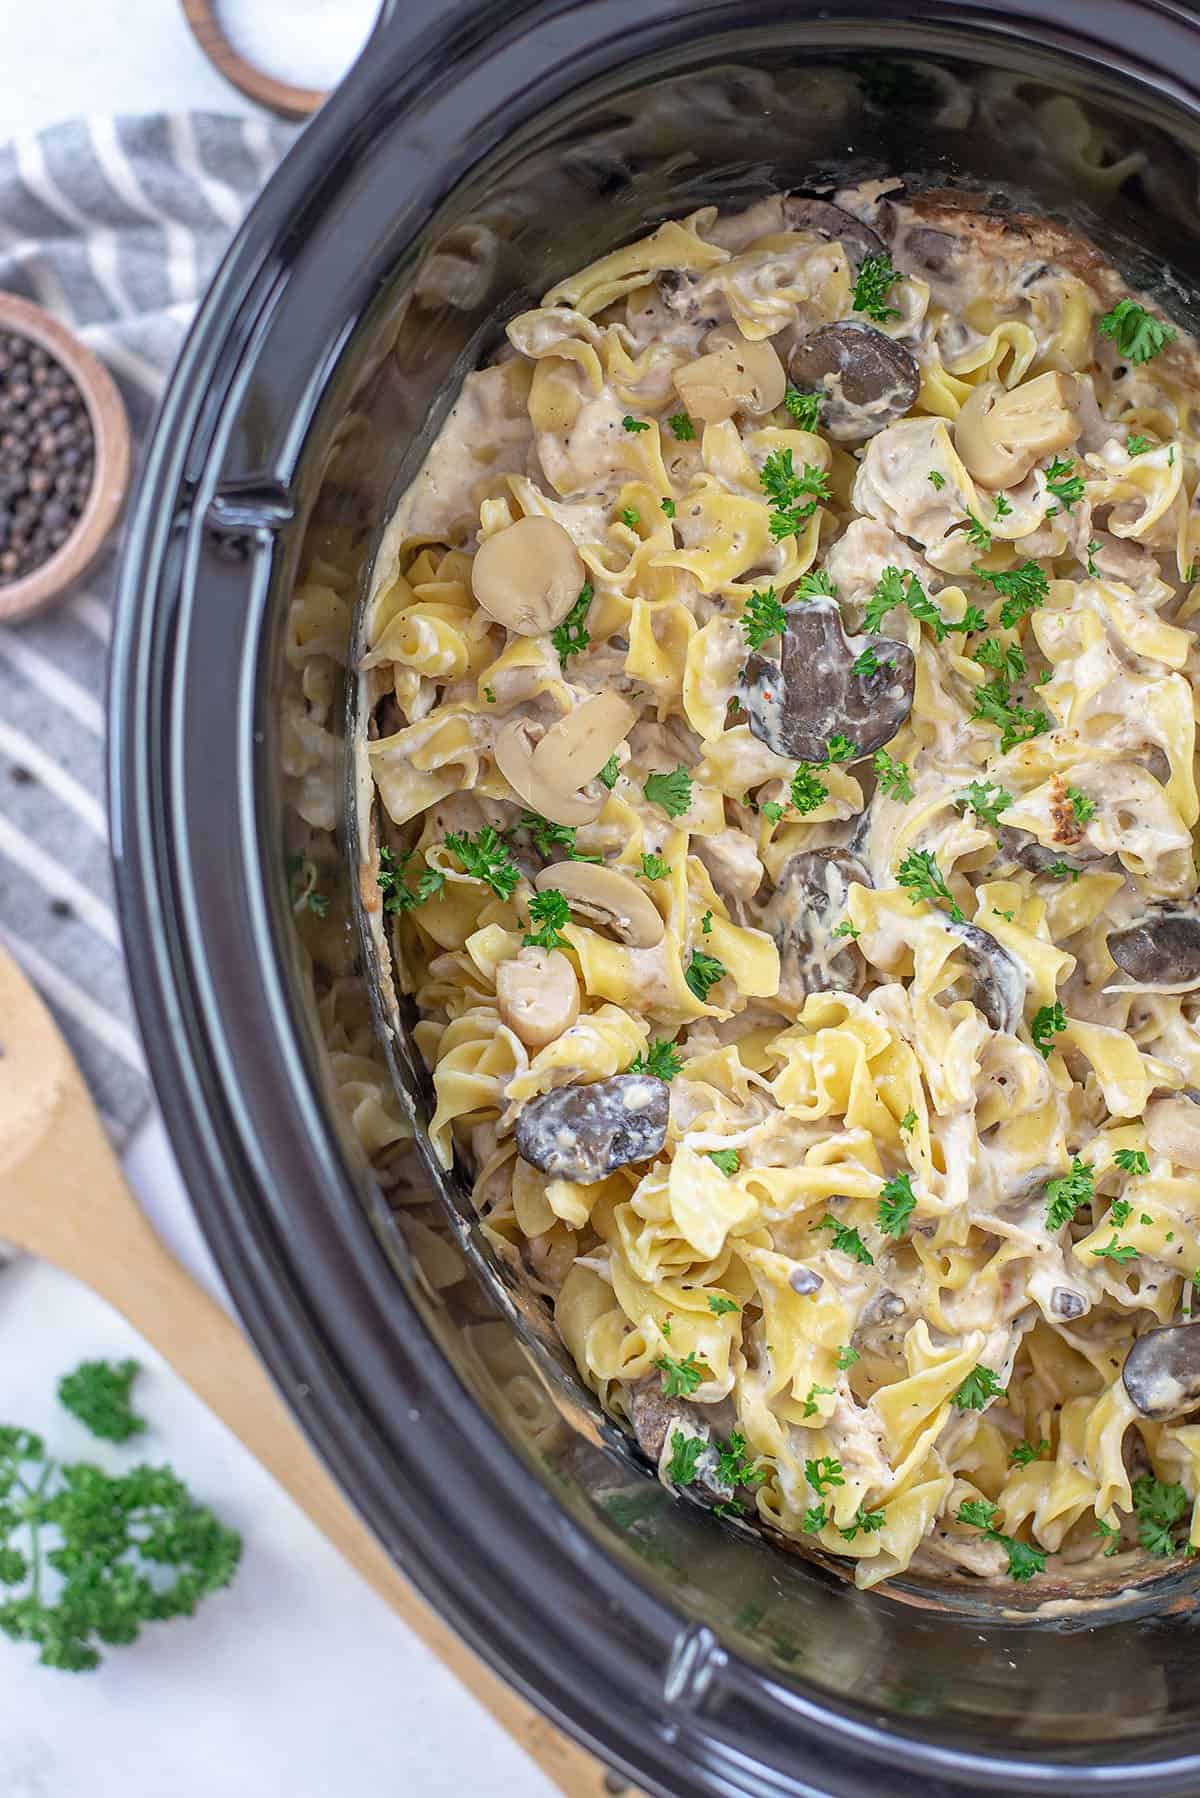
xmin=109 ymin=3 xmax=1200 ymax=1792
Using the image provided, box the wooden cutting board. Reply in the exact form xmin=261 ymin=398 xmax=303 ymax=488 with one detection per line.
xmin=0 ymin=942 xmax=637 ymax=1797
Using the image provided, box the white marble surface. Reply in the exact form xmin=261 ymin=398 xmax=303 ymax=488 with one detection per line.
xmin=1 ymin=6 xmax=558 ymax=1794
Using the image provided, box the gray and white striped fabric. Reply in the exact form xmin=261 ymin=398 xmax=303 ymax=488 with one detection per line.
xmin=0 ymin=113 xmax=294 ymax=1143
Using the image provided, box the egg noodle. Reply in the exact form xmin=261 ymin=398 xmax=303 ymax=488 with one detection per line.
xmin=347 ymin=186 xmax=1200 ymax=1589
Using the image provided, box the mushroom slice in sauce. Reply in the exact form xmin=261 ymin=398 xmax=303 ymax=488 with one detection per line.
xmin=788 ymin=322 xmax=920 ymax=442
xmin=514 ymin=1074 xmax=669 ymax=1184
xmin=625 ymin=1380 xmax=735 ymax=1500
xmin=944 ymin=918 xmax=1025 ymax=1035
xmin=1108 ymin=908 xmax=1200 ymax=990
xmin=1123 ymin=1323 xmax=1200 ymax=1422
xmin=756 ymin=847 xmax=871 ymax=1002
xmin=780 ymin=197 xmax=885 ymax=268
xmin=996 ymin=824 xmax=1098 ymax=877
xmin=740 ymin=595 xmax=914 ymax=763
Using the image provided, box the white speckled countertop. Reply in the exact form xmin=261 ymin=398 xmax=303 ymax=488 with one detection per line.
xmin=1 ymin=6 xmax=557 ymax=1793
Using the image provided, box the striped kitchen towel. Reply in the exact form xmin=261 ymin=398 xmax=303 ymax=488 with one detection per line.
xmin=0 ymin=113 xmax=295 ymax=1142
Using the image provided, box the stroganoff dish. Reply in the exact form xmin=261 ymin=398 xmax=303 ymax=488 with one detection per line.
xmin=356 ymin=184 xmax=1200 ymax=1589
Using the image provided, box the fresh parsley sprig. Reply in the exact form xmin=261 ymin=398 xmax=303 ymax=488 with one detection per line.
xmin=443 ymin=827 xmax=520 ymax=899
xmin=57 ymin=1361 xmax=146 ymax=1445
xmin=644 ymin=765 xmax=693 ymax=818
xmin=896 ymin=848 xmax=965 ymax=923
xmin=783 ymin=388 xmax=822 ymax=430
xmin=551 ymin=581 xmax=593 ymax=664
xmin=1098 ymin=299 xmax=1176 ymax=365
xmin=759 ymin=448 xmax=831 ymax=539
xmin=957 ymin=779 xmax=1013 ymax=828
xmin=741 ymin=586 xmax=788 ymax=649
xmin=1045 ymin=1156 xmax=1094 ymax=1230
xmin=628 ymin=1039 xmax=683 ymax=1082
xmin=852 ymin=251 xmax=902 ymax=323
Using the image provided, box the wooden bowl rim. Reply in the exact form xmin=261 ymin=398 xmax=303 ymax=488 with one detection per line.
xmin=180 ymin=0 xmax=327 ymax=120
xmin=0 ymin=292 xmax=132 ymax=625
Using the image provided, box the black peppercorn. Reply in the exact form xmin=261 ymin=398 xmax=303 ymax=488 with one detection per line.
xmin=0 ymin=329 xmax=94 ymax=586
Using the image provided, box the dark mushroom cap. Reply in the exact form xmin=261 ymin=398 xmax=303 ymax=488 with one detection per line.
xmin=788 ymin=321 xmax=920 ymax=441
xmin=1108 ymin=907 xmax=1200 ymax=988
xmin=944 ymin=918 xmax=1026 ymax=1035
xmin=757 ymin=847 xmax=871 ymax=1002
xmin=1050 ymin=1286 xmax=1088 ymax=1321
xmin=780 ymin=197 xmax=885 ymax=269
xmin=1122 ymin=1322 xmax=1200 ymax=1421
xmin=741 ymin=595 xmax=914 ymax=763
xmin=996 ymin=824 xmax=1097 ymax=876
xmin=514 ymin=1073 xmax=668 ymax=1184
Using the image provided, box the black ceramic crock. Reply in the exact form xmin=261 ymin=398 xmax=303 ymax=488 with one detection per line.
xmin=110 ymin=3 xmax=1200 ymax=1793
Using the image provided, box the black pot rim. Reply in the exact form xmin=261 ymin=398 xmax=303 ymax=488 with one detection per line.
xmin=109 ymin=4 xmax=1200 ymax=1793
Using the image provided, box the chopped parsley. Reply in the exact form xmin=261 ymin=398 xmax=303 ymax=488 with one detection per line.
xmin=974 ymin=559 xmax=1049 ymax=629
xmin=761 ymin=800 xmax=786 ymax=825
xmin=899 ymin=1108 xmax=917 ymax=1133
xmin=1111 ymin=1198 xmax=1133 ymax=1227
xmin=619 ymin=506 xmax=640 ymax=528
xmin=708 ymin=1294 xmax=741 ymax=1316
xmin=443 ymin=828 xmax=519 ymax=899
xmin=1095 ymin=1517 xmax=1122 ymax=1556
xmin=701 ymin=909 xmax=713 ymax=934
xmin=803 ymin=1383 xmax=835 ymax=1418
xmin=1098 ymin=299 xmax=1176 ymax=364
xmin=825 ymin=733 xmax=858 ymax=763
xmin=790 ymin=764 xmax=829 ymax=815
xmin=971 ymin=677 xmax=1051 ymax=754
xmin=661 ymin=497 xmax=676 ymax=518
xmin=877 ymin=1173 xmax=917 ymax=1238
xmin=852 ymin=646 xmax=890 ymax=678
xmin=873 ymin=748 xmax=914 ymax=802
xmin=377 ymin=846 xmax=446 ymax=914
xmin=57 ymin=1359 xmax=146 ymax=1444
xmin=1126 ymin=432 xmax=1153 ymax=457
xmin=838 ymin=1503 xmax=887 ymax=1541
xmin=640 ymin=852 xmax=669 ymax=881
xmin=1030 ymin=1000 xmax=1067 ymax=1060
xmin=792 ymin=568 xmax=839 ymax=601
xmin=974 ymin=637 xmax=1026 ymax=681
xmin=836 ymin=1344 xmax=861 ymax=1370
xmin=644 ymin=764 xmax=693 ymax=818
xmin=685 ymin=949 xmax=727 ymax=1004
xmin=852 ymin=250 xmax=902 ymax=323
xmin=667 ymin=412 xmax=696 ymax=441
xmin=716 ymin=1431 xmax=765 ymax=1489
xmin=965 ymin=512 xmax=993 ymax=551
xmin=1090 ymin=1233 xmax=1138 ymax=1264
xmin=519 ymin=811 xmax=599 ymax=862
xmin=1132 ymin=1474 xmax=1190 ymax=1557
xmin=742 ymin=585 xmax=788 ymax=649
xmin=1009 ymin=1438 xmax=1049 ymax=1468
xmin=1065 ymin=785 xmax=1095 ymax=825
xmin=783 ymin=387 xmax=822 ymax=430
xmin=1114 ymin=1148 xmax=1150 ymax=1177
xmin=708 ymin=1148 xmax=741 ymax=1177
xmin=667 ymin=1431 xmax=705 ymax=1485
xmin=1045 ymin=1157 xmax=1094 ymax=1230
xmin=655 ymin=1352 xmax=705 ymax=1398
xmin=622 ymin=414 xmax=650 ymax=433
xmin=1086 ymin=539 xmax=1101 ymax=577
xmin=817 ymin=1215 xmax=875 ymax=1266
xmin=804 ymin=1503 xmax=827 ymax=1532
xmin=928 ymin=469 xmax=946 ymax=491
xmin=832 ymin=919 xmax=861 ymax=940
xmin=599 ymin=753 xmax=621 ymax=789
xmin=1044 ymin=456 xmax=1085 ymax=511
xmin=994 ymin=493 xmax=1013 ymax=519
xmin=896 ymin=847 xmax=965 ymax=923
xmin=952 ymin=1365 xmax=1007 ymax=1410
xmin=759 ymin=447 xmax=831 ymax=539
xmin=804 ymin=1456 xmax=845 ymax=1495
xmin=523 ymin=888 xmax=571 ymax=950
xmin=628 ymin=1039 xmax=683 ymax=1082
xmin=957 ymin=779 xmax=1013 ymax=827
xmin=483 ymin=686 xmax=496 ymax=703
xmin=551 ymin=581 xmax=593 ymax=663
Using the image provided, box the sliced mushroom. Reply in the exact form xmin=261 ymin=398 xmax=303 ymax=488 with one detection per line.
xmin=1146 ymin=1094 xmax=1200 ymax=1170
xmin=740 ymin=595 xmax=914 ymax=762
xmin=535 ymin=861 xmax=664 ymax=948
xmin=674 ymin=329 xmax=786 ymax=424
xmin=515 ymin=1073 xmax=669 ymax=1184
xmin=788 ymin=322 xmax=920 ymax=442
xmin=944 ymin=918 xmax=1025 ymax=1035
xmin=495 ymin=718 xmax=601 ymax=828
xmin=1109 ymin=909 xmax=1200 ymax=990
xmin=1050 ymin=1286 xmax=1089 ymax=1321
xmin=952 ymin=372 xmax=1079 ymax=489
xmin=996 ymin=824 xmax=1098 ymax=876
xmin=756 ymin=847 xmax=870 ymax=1004
xmin=497 ymin=946 xmax=580 ymax=1049
xmin=781 ymin=197 xmax=885 ymax=268
xmin=532 ymin=693 xmax=636 ymax=795
xmin=789 ymin=1264 xmax=824 ymax=1296
xmin=1123 ymin=1323 xmax=1200 ymax=1421
xmin=471 ymin=516 xmax=586 ymax=634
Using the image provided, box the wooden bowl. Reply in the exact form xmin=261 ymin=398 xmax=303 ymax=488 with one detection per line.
xmin=0 ymin=292 xmax=132 ymax=625
xmin=181 ymin=0 xmax=327 ymax=119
